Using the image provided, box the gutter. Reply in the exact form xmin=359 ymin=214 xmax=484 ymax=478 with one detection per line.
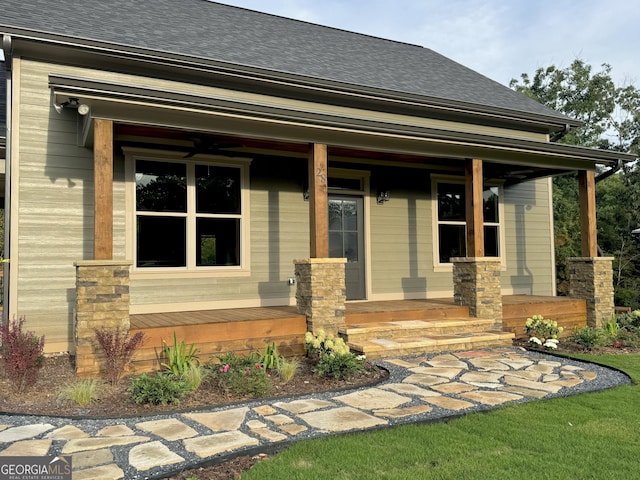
xmin=595 ymin=159 xmax=623 ymax=183
xmin=2 ymin=34 xmax=11 ymax=319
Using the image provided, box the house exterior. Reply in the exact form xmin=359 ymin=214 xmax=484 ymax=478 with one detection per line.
xmin=0 ymin=1 xmax=635 ymax=372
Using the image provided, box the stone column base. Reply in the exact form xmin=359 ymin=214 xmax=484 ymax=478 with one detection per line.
xmin=569 ymin=257 xmax=614 ymax=327
xmin=294 ymin=258 xmax=347 ymax=335
xmin=75 ymin=260 xmax=132 ymax=378
xmin=452 ymin=257 xmax=503 ymax=329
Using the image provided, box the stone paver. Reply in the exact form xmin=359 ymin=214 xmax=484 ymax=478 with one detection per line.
xmin=0 ymin=348 xmax=621 ymax=480
xmin=335 ymin=388 xmax=411 ymax=410
xmin=183 ymin=431 xmax=259 ymax=458
xmin=299 ymin=407 xmax=387 ymax=432
xmin=183 ymin=407 xmax=249 ymax=431
xmin=129 ymin=441 xmax=184 ymax=471
xmin=136 ymin=418 xmax=198 ymax=441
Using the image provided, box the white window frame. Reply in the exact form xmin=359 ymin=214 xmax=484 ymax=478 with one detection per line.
xmin=124 ymin=147 xmax=251 ymax=278
xmin=431 ymin=174 xmax=505 ymax=272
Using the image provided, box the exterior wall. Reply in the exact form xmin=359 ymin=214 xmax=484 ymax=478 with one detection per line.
xmin=10 ymin=57 xmax=557 ymax=353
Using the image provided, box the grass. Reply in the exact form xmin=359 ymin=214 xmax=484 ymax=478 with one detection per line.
xmin=57 ymin=379 xmax=100 ymax=407
xmin=241 ymin=354 xmax=640 ymax=479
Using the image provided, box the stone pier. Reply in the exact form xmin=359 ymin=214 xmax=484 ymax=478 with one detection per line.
xmin=569 ymin=257 xmax=615 ymax=327
xmin=452 ymin=257 xmax=503 ymax=329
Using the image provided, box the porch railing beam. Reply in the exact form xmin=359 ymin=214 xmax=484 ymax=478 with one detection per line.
xmin=309 ymin=143 xmax=329 ymax=258
xmin=578 ymin=170 xmax=598 ymax=257
xmin=465 ymin=158 xmax=484 ymax=257
xmin=94 ymin=118 xmax=114 ymax=260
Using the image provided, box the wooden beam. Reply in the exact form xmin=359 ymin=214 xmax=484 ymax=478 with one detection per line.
xmin=309 ymin=143 xmax=329 ymax=258
xmin=94 ymin=119 xmax=114 ymax=260
xmin=465 ymin=158 xmax=484 ymax=257
xmin=578 ymin=170 xmax=598 ymax=257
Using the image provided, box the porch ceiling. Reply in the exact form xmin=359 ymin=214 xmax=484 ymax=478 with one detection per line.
xmin=113 ymin=124 xmax=591 ymax=184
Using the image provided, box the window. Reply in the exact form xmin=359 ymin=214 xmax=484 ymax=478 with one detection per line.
xmin=434 ymin=179 xmax=503 ymax=266
xmin=132 ymin=156 xmax=248 ymax=271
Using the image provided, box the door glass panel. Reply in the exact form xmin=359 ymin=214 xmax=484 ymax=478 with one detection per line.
xmin=328 ymin=200 xmax=342 ymax=230
xmin=329 ymin=232 xmax=343 ymax=258
xmin=343 ymin=201 xmax=358 ymax=231
xmin=344 ymin=232 xmax=358 ymax=262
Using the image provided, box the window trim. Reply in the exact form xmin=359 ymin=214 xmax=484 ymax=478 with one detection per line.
xmin=124 ymin=147 xmax=252 ymax=278
xmin=431 ymin=174 xmax=505 ymax=272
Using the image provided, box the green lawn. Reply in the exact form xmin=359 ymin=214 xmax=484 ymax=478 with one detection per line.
xmin=241 ymin=354 xmax=640 ymax=480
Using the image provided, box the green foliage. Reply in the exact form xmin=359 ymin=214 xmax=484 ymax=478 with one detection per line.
xmin=314 ymin=352 xmax=367 ymax=380
xmin=58 ymin=379 xmax=100 ymax=407
xmin=128 ymin=372 xmax=191 ymax=405
xmin=182 ymin=364 xmax=207 ymax=392
xmin=94 ymin=327 xmax=146 ymax=386
xmin=260 ymin=342 xmax=282 ymax=370
xmin=511 ymin=60 xmax=640 ymax=302
xmin=210 ymin=352 xmax=271 ymax=398
xmin=276 ymin=357 xmax=300 ymax=384
xmin=568 ymin=326 xmax=608 ymax=350
xmin=524 ymin=315 xmax=563 ymax=349
xmin=0 ymin=317 xmax=45 ymax=392
xmin=161 ymin=332 xmax=200 ymax=377
xmin=602 ymin=316 xmax=620 ymax=337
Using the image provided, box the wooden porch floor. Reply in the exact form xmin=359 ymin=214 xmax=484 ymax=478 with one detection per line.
xmin=128 ymin=295 xmax=587 ymax=371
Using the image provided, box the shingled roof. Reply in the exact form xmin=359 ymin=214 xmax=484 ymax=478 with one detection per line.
xmin=0 ymin=0 xmax=571 ymax=125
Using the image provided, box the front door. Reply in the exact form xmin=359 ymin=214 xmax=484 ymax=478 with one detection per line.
xmin=329 ymin=195 xmax=366 ymax=300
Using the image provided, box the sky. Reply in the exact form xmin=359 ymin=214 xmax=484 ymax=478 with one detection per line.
xmin=215 ymin=0 xmax=639 ymax=88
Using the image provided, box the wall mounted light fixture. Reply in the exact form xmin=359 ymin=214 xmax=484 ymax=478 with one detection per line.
xmin=54 ymin=97 xmax=90 ymax=115
xmin=376 ymin=190 xmax=390 ymax=204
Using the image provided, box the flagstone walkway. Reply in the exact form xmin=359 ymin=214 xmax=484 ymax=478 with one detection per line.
xmin=0 ymin=348 xmax=630 ymax=479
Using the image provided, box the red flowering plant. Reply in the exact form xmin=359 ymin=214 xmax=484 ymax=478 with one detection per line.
xmin=209 ymin=352 xmax=271 ymax=398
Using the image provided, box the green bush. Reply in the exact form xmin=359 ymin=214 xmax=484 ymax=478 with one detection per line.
xmin=276 ymin=357 xmax=300 ymax=383
xmin=569 ymin=326 xmax=608 ymax=350
xmin=260 ymin=342 xmax=282 ymax=370
xmin=613 ymin=328 xmax=640 ymax=348
xmin=128 ymin=372 xmax=191 ymax=405
xmin=161 ymin=332 xmax=200 ymax=377
xmin=211 ymin=352 xmax=272 ymax=398
xmin=182 ymin=364 xmax=207 ymax=392
xmin=314 ymin=353 xmax=366 ymax=380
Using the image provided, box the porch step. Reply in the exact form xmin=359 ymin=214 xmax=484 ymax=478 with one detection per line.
xmin=339 ymin=317 xmax=496 ymax=342
xmin=347 ymin=330 xmax=515 ymax=359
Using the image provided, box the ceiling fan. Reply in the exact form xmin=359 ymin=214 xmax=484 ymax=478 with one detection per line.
xmin=183 ymin=136 xmax=243 ymax=158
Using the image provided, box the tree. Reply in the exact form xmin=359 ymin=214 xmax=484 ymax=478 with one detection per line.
xmin=510 ymin=60 xmax=640 ymax=305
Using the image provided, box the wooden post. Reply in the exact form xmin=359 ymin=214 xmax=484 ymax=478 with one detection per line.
xmin=465 ymin=158 xmax=484 ymax=257
xmin=578 ymin=170 xmax=598 ymax=257
xmin=94 ymin=119 xmax=114 ymax=260
xmin=309 ymin=143 xmax=329 ymax=258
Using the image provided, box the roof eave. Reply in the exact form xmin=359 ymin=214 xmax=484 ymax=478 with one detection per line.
xmin=2 ymin=29 xmax=579 ymax=133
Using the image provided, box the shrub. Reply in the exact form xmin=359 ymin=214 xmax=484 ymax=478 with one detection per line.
xmin=182 ymin=364 xmax=207 ymax=392
xmin=276 ymin=357 xmax=300 ymax=384
xmin=569 ymin=326 xmax=608 ymax=350
xmin=58 ymin=379 xmax=100 ymax=407
xmin=613 ymin=328 xmax=640 ymax=348
xmin=304 ymin=329 xmax=350 ymax=358
xmin=94 ymin=327 xmax=146 ymax=385
xmin=617 ymin=310 xmax=640 ymax=330
xmin=128 ymin=372 xmax=191 ymax=405
xmin=314 ymin=352 xmax=365 ymax=380
xmin=260 ymin=342 xmax=282 ymax=370
xmin=602 ymin=316 xmax=620 ymax=337
xmin=210 ymin=352 xmax=271 ymax=398
xmin=524 ymin=315 xmax=563 ymax=345
xmin=161 ymin=332 xmax=200 ymax=377
xmin=0 ymin=317 xmax=45 ymax=392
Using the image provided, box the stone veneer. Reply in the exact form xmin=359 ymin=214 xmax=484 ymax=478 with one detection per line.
xmin=568 ymin=257 xmax=615 ymax=327
xmin=75 ymin=260 xmax=132 ymax=378
xmin=294 ymin=258 xmax=347 ymax=335
xmin=451 ymin=257 xmax=502 ymax=328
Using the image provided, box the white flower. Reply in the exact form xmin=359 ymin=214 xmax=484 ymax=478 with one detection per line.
xmin=546 ymin=338 xmax=559 ymax=345
xmin=543 ymin=340 xmax=558 ymax=350
xmin=529 ymin=337 xmax=542 ymax=346
xmin=356 ymin=355 xmax=366 ymax=360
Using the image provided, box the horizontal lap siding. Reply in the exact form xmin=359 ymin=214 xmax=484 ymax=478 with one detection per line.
xmin=502 ymin=179 xmax=554 ymax=295
xmin=15 ymin=60 xmax=94 ymax=352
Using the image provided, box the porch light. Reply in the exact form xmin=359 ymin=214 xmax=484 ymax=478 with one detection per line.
xmin=376 ymin=190 xmax=390 ymax=204
xmin=53 ymin=97 xmax=90 ymax=115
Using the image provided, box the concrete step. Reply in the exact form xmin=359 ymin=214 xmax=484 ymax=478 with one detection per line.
xmin=348 ymin=330 xmax=515 ymax=359
xmin=340 ymin=318 xmax=496 ymax=342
